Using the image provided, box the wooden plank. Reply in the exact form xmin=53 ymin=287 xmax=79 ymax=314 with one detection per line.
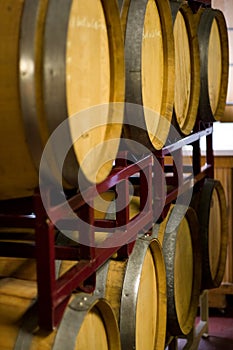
xmin=214 ymin=167 xmax=233 ymax=284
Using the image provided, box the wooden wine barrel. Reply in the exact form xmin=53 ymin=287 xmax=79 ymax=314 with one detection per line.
xmin=197 ymin=178 xmax=228 ymax=289
xmin=0 ymin=228 xmax=36 ymax=280
xmin=0 ymin=227 xmax=72 ymax=280
xmin=0 ymin=254 xmax=63 ymax=281
xmin=95 ymin=237 xmax=167 ymax=350
xmin=170 ymin=2 xmax=200 ymax=135
xmin=0 ymin=0 xmax=124 ymax=200
xmin=195 ymin=8 xmax=229 ymax=122
xmin=0 ymin=277 xmax=121 ymax=350
xmin=153 ymin=205 xmax=202 ymax=336
xmin=120 ymin=0 xmax=175 ymax=150
xmin=0 ymin=257 xmax=36 ymax=281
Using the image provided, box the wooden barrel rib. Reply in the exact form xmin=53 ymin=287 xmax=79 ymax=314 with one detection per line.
xmin=0 ymin=1 xmax=38 ymax=200
xmin=170 ymin=2 xmax=200 ymax=135
xmin=120 ymin=0 xmax=175 ymax=150
xmin=197 ymin=178 xmax=228 ymax=289
xmin=0 ymin=0 xmax=124 ymax=200
xmin=196 ymin=8 xmax=229 ymax=122
xmin=95 ymin=237 xmax=167 ymax=350
xmin=153 ymin=205 xmax=201 ymax=336
xmin=0 ymin=278 xmax=121 ymax=350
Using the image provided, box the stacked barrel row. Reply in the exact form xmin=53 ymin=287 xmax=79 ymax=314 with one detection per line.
xmin=0 ymin=178 xmax=228 ymax=349
xmin=0 ymin=0 xmax=229 ymax=349
xmin=0 ymin=0 xmax=229 ymax=200
xmin=92 ymin=176 xmax=228 ymax=349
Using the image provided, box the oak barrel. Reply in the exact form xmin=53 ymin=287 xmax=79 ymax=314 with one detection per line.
xmin=153 ymin=205 xmax=202 ymax=336
xmin=196 ymin=8 xmax=229 ymax=122
xmin=0 ymin=0 xmax=124 ymax=200
xmin=95 ymin=237 xmax=167 ymax=350
xmin=120 ymin=0 xmax=175 ymax=150
xmin=196 ymin=178 xmax=228 ymax=289
xmin=0 ymin=257 xmax=36 ymax=281
xmin=0 ymin=277 xmax=121 ymax=349
xmin=170 ymin=2 xmax=200 ymax=135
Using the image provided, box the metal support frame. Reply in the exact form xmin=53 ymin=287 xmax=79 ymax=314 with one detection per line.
xmin=0 ymin=125 xmax=214 ymax=330
xmin=163 ymin=126 xmax=213 ymax=350
xmin=0 ymin=154 xmax=154 ymax=329
xmin=167 ymin=291 xmax=209 ymax=349
xmin=182 ymin=291 xmax=209 ymax=350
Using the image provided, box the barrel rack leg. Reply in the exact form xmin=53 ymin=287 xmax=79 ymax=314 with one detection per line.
xmin=183 ymin=290 xmax=209 ymax=350
xmin=167 ymin=290 xmax=209 ymax=350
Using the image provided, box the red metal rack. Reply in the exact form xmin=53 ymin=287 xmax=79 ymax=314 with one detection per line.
xmin=0 ymin=154 xmax=154 ymax=329
xmin=0 ymin=122 xmax=214 ymax=330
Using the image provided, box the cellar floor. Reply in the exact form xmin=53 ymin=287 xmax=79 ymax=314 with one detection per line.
xmin=178 ymin=295 xmax=233 ymax=349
